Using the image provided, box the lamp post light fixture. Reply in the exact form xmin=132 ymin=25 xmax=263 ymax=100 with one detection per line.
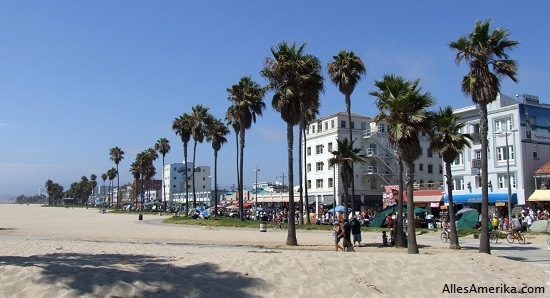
xmin=496 ymin=128 xmax=518 ymax=223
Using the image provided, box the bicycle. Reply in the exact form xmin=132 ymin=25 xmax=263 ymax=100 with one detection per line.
xmin=440 ymin=229 xmax=450 ymax=243
xmin=506 ymin=230 xmax=525 ymax=244
xmin=489 ymin=231 xmax=499 ymax=244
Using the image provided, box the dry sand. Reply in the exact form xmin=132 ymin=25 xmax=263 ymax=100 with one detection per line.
xmin=0 ymin=204 xmax=548 ymax=297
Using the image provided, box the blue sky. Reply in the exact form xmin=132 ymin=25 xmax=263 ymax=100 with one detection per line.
xmin=1 ymin=1 xmax=549 ymax=198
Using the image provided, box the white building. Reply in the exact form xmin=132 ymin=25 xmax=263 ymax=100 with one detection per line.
xmin=303 ymin=112 xmax=443 ymax=211
xmin=445 ymin=93 xmax=550 ymax=214
xmin=163 ymin=162 xmax=212 ymax=207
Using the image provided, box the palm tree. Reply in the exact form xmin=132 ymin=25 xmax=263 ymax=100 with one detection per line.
xmin=144 ymin=148 xmax=158 ymax=202
xmin=370 ymin=74 xmax=435 ymax=254
xmin=450 ymin=19 xmax=519 ymax=254
xmin=430 ymin=106 xmax=472 ymax=249
xmin=299 ymin=104 xmax=319 ymax=224
xmin=155 ymin=137 xmax=171 ymax=210
xmin=89 ymin=174 xmax=97 ymax=208
xmin=101 ymin=173 xmax=107 ymax=207
xmin=328 ymin=139 xmax=367 ymax=219
xmin=206 ymin=118 xmax=230 ymax=218
xmin=173 ymin=113 xmax=192 ymax=215
xmin=261 ymin=41 xmax=324 ymax=245
xmin=189 ymin=105 xmax=211 ymax=209
xmin=107 ymin=167 xmax=117 ymax=207
xmin=129 ymin=160 xmax=141 ymax=207
xmin=227 ymin=76 xmax=266 ymax=220
xmin=327 ymin=50 xmax=366 ymax=213
xmin=109 ymin=147 xmax=125 ymax=210
xmin=226 ymin=105 xmax=241 ymax=199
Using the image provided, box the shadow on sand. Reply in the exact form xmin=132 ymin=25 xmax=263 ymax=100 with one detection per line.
xmin=0 ymin=252 xmax=266 ymax=297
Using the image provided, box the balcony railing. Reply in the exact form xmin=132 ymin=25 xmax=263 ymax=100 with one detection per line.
xmin=365 ymin=166 xmax=378 ymax=174
xmin=471 ymin=133 xmax=481 ymax=144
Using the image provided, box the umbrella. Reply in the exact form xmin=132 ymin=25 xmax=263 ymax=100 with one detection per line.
xmin=327 ymin=205 xmax=351 ymax=214
xmin=456 ymin=210 xmax=479 ymax=229
xmin=226 ymin=205 xmax=239 ymax=211
xmin=456 ymin=208 xmax=474 ymax=216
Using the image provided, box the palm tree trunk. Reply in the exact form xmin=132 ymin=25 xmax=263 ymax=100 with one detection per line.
xmin=116 ymin=164 xmax=120 ymax=210
xmin=192 ymin=141 xmax=197 ymax=209
xmin=184 ymin=143 xmax=189 ymax=217
xmin=235 ymin=131 xmax=240 ymax=198
xmin=239 ymin=128 xmax=246 ymax=221
xmin=396 ymin=156 xmax=405 ymax=247
xmin=346 ymin=96 xmax=356 ymax=214
xmin=214 ymin=150 xmax=219 ymax=219
xmin=286 ymin=123 xmax=297 ymax=245
xmin=298 ymin=127 xmax=304 ymax=225
xmin=479 ymin=103 xmax=491 ymax=254
xmin=446 ymin=162 xmax=461 ymax=249
xmin=303 ymin=127 xmax=310 ymax=224
xmin=162 ymin=155 xmax=166 ymax=210
xmin=405 ymin=160 xmax=419 ymax=254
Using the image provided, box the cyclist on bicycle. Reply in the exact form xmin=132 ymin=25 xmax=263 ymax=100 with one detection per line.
xmin=510 ymin=215 xmax=522 ymax=237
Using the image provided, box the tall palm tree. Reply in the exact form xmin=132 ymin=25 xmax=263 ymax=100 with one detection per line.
xmin=107 ymin=167 xmax=117 ymax=207
xmin=173 ymin=113 xmax=192 ymax=215
xmin=226 ymin=105 xmax=241 ymax=199
xmin=155 ymin=137 xmax=171 ymax=209
xmin=430 ymin=106 xmax=472 ymax=249
xmin=299 ymin=104 xmax=319 ymax=224
xmin=206 ymin=118 xmax=230 ymax=218
xmin=101 ymin=173 xmax=107 ymax=207
xmin=144 ymin=148 xmax=158 ymax=202
xmin=329 ymin=139 xmax=367 ymax=218
xmin=261 ymin=41 xmax=324 ymax=245
xmin=89 ymin=174 xmax=97 ymax=208
xmin=129 ymin=160 xmax=141 ymax=207
xmin=450 ymin=19 xmax=519 ymax=254
xmin=227 ymin=76 xmax=266 ymax=220
xmin=327 ymin=50 xmax=366 ymax=213
xmin=370 ymin=74 xmax=435 ymax=253
xmin=109 ymin=147 xmax=125 ymax=210
xmin=189 ymin=105 xmax=211 ymax=209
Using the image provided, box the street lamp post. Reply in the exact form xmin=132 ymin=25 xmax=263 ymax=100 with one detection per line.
xmin=254 ymin=167 xmax=260 ymax=213
xmin=498 ymin=128 xmax=517 ymax=224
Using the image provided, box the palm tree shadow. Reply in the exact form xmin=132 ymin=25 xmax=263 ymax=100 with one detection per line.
xmin=0 ymin=253 xmax=266 ymax=297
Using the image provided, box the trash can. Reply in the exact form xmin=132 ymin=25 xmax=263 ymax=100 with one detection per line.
xmin=260 ymin=221 xmax=267 ymax=232
xmin=428 ymin=223 xmax=434 ymax=229
xmin=139 ymin=214 xmax=143 ymax=220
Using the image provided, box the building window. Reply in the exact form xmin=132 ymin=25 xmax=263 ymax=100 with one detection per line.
xmin=474 ymin=150 xmax=481 ymax=160
xmin=306 ymin=163 xmax=311 ymax=172
xmin=439 ymin=165 xmax=443 ymax=174
xmin=317 ymin=122 xmax=322 ymax=132
xmin=331 ymin=120 xmax=335 ymax=129
xmin=316 ymin=162 xmax=324 ymax=171
xmin=421 ymin=131 xmax=426 ymax=137
xmin=316 ymin=145 xmax=323 ymax=154
xmin=316 ymin=179 xmax=324 ymax=188
xmin=324 ymin=122 xmax=328 ymax=130
xmin=377 ymin=124 xmax=385 ymax=132
xmin=419 ymin=164 xmax=424 ymax=171
xmin=328 ymin=142 xmax=333 ymax=152
xmin=494 ymin=117 xmax=512 ymax=133
xmin=497 ymin=146 xmax=514 ymax=161
xmin=533 ymin=146 xmax=539 ymax=159
xmin=453 ymin=178 xmax=464 ymax=190
xmin=307 ymin=147 xmax=311 ymax=156
xmin=427 ymin=164 xmax=433 ymax=174
xmin=328 ymin=178 xmax=333 ymax=188
xmin=361 ymin=122 xmax=366 ymax=130
xmin=351 ymin=122 xmax=355 ymax=129
xmin=173 ymin=184 xmax=176 ymax=188
xmin=341 ymin=120 xmax=346 ymax=128
xmin=307 ymin=180 xmax=311 ymax=189
xmin=427 ymin=149 xmax=433 ymax=157
xmin=452 ymin=152 xmax=464 ymax=166
xmin=311 ymin=125 xmax=316 ymax=133
xmin=498 ymin=173 xmax=516 ymax=189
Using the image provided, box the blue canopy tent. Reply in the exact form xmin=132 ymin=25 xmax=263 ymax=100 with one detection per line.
xmin=327 ymin=205 xmax=352 ymax=214
xmin=444 ymin=193 xmax=517 ymax=204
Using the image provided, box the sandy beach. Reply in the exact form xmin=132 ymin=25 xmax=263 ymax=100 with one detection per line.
xmin=0 ymin=205 xmax=548 ymax=297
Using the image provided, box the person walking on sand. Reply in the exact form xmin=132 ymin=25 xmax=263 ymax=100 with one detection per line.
xmin=351 ymin=216 xmax=362 ymax=247
xmin=342 ymin=219 xmax=355 ymax=252
xmin=333 ymin=222 xmax=344 ymax=251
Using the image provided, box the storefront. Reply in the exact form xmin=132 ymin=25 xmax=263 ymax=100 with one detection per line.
xmin=444 ymin=193 xmax=518 ymax=217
